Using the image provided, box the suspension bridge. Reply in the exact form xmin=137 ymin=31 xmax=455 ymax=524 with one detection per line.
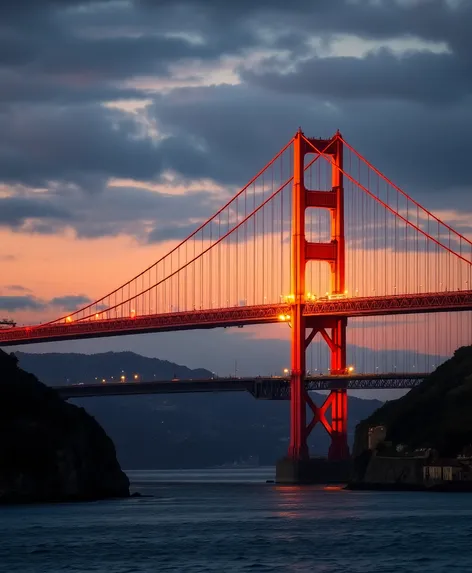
xmin=1 ymin=129 xmax=471 ymax=478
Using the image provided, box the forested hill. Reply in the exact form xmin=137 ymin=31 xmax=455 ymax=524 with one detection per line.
xmin=354 ymin=346 xmax=472 ymax=457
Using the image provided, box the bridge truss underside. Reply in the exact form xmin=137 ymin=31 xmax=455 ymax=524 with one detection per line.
xmin=57 ymin=374 xmax=425 ymax=401
xmin=1 ymin=291 xmax=472 ymax=347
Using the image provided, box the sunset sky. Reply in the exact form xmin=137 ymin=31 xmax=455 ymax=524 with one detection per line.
xmin=1 ymin=0 xmax=472 ymax=377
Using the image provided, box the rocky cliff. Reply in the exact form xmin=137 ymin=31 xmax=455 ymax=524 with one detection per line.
xmin=0 ymin=349 xmax=129 ymax=503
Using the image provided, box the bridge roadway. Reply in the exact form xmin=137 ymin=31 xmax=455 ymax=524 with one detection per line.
xmin=1 ymin=291 xmax=472 ymax=346
xmin=56 ymin=373 xmax=428 ymax=401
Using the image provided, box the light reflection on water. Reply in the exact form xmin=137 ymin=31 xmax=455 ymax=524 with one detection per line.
xmin=1 ymin=468 xmax=472 ymax=572
xmin=127 ymin=467 xmax=275 ymax=484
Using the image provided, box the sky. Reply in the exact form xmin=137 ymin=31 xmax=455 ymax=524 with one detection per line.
xmin=1 ymin=0 xmax=472 ymax=381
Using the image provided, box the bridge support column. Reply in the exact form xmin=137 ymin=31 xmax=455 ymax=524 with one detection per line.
xmin=327 ymin=318 xmax=349 ymax=460
xmin=287 ymin=128 xmax=308 ymax=461
xmin=288 ymin=302 xmax=308 ymax=460
xmin=278 ymin=129 xmax=350 ymax=484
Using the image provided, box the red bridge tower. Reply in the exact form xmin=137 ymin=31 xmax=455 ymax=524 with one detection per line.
xmin=288 ymin=129 xmax=349 ymax=467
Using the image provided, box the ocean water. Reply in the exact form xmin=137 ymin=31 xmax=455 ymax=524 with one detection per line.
xmin=2 ymin=468 xmax=472 ymax=572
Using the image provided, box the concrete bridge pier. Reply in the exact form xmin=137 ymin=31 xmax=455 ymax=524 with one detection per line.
xmin=275 ymin=457 xmax=352 ymax=485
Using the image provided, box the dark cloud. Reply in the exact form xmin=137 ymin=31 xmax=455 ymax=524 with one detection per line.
xmin=65 ymin=186 xmax=217 ymax=242
xmin=2 ymin=0 xmax=472 ymax=104
xmin=0 ymin=0 xmax=262 ymax=109
xmin=138 ymin=0 xmax=472 ymax=55
xmin=0 ymin=183 xmax=220 ymax=243
xmin=0 ymin=0 xmax=471 ymax=245
xmin=7 ymin=0 xmax=466 ymax=115
xmin=50 ymin=295 xmax=92 ymax=310
xmin=0 ymin=293 xmax=92 ymax=312
xmin=0 ymin=296 xmax=44 ymax=311
xmin=0 ymin=196 xmax=71 ymax=228
xmin=34 ymin=35 xmax=220 ymax=81
xmin=0 ymin=104 xmax=162 ymax=189
xmin=149 ymin=86 xmax=296 ymax=185
xmin=148 ymin=223 xmax=204 ymax=243
xmin=5 ymin=285 xmax=31 ymax=293
xmin=0 ymin=69 xmax=143 ymax=106
xmin=241 ymin=50 xmax=472 ymax=105
xmin=147 ymin=84 xmax=472 ymax=202
xmin=0 ymin=0 xmax=104 ymax=14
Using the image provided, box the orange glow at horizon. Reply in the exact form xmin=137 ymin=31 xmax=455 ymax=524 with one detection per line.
xmin=0 ymin=228 xmax=177 ymax=325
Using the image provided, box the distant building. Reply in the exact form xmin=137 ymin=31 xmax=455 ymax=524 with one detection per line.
xmin=423 ymin=459 xmax=464 ymax=482
xmin=368 ymin=426 xmax=386 ymax=450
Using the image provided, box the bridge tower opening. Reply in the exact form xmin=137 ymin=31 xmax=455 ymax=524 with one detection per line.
xmin=288 ymin=129 xmax=349 ymax=463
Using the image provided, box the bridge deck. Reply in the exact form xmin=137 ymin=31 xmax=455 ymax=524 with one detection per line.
xmin=1 ymin=291 xmax=471 ymax=346
xmin=56 ymin=373 xmax=427 ymax=400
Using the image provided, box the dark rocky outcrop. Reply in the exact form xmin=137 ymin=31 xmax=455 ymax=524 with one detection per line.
xmin=350 ymin=346 xmax=472 ymax=488
xmin=0 ymin=350 xmax=129 ymax=504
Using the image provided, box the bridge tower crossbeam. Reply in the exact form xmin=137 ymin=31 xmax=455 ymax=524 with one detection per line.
xmin=289 ymin=129 xmax=349 ymax=462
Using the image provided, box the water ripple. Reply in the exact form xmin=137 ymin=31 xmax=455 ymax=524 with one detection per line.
xmin=1 ymin=469 xmax=472 ymax=572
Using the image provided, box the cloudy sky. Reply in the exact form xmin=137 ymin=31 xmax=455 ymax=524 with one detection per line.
xmin=1 ymin=0 xmax=471 ymax=376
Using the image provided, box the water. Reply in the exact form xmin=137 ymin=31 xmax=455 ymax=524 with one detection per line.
xmin=2 ymin=468 xmax=472 ymax=572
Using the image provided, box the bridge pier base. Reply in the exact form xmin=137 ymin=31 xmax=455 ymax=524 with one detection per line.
xmin=275 ymin=457 xmax=352 ymax=485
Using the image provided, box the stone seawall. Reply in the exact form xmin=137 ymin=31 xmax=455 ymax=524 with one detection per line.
xmin=276 ymin=457 xmax=352 ymax=484
xmin=348 ymin=452 xmax=426 ymax=490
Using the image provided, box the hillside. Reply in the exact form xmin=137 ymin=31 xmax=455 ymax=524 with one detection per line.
xmin=0 ymin=350 xmax=129 ymax=503
xmin=14 ymin=351 xmax=212 ymax=385
xmin=14 ymin=352 xmax=382 ymax=469
xmin=354 ymin=345 xmax=472 ymax=457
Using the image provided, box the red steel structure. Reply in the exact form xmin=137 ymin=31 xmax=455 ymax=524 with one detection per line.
xmin=1 ymin=129 xmax=472 ymax=464
xmin=0 ymin=292 xmax=471 ymax=345
xmin=289 ymin=130 xmax=349 ymax=461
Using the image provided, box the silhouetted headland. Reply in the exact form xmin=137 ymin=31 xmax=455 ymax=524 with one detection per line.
xmin=350 ymin=345 xmax=472 ymax=491
xmin=0 ymin=349 xmax=129 ymax=504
